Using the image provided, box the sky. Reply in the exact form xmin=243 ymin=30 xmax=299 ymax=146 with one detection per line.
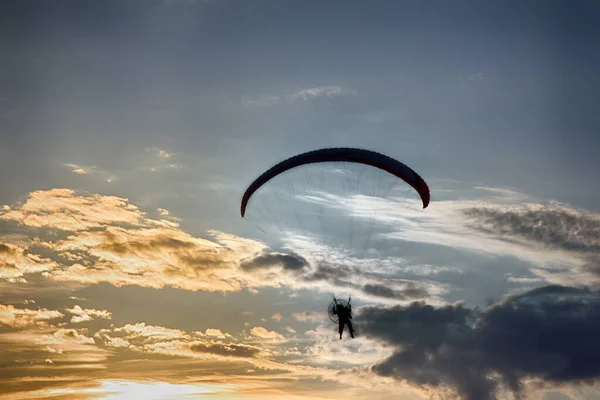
xmin=1 ymin=0 xmax=600 ymax=399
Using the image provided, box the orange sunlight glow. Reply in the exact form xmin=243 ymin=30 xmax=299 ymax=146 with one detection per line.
xmin=46 ymin=380 xmax=234 ymax=399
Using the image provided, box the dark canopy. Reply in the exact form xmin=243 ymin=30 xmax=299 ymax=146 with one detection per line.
xmin=241 ymin=147 xmax=430 ymax=217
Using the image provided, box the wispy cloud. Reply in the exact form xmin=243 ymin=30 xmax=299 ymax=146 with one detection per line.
xmin=63 ymin=163 xmax=116 ymax=183
xmin=473 ymin=186 xmax=535 ymax=203
xmin=315 ymin=187 xmax=599 ymax=288
xmin=242 ymin=85 xmax=355 ymax=108
xmin=143 ymin=148 xmax=183 ymax=172
xmin=64 ymin=163 xmax=91 ymax=175
xmin=288 ymin=86 xmax=347 ymax=100
xmin=146 ymin=147 xmax=177 ymax=160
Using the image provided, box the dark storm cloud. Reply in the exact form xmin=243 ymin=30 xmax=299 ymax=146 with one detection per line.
xmin=357 ymin=285 xmax=600 ymax=400
xmin=362 ymin=282 xmax=428 ymax=300
xmin=241 ymin=253 xmax=431 ymax=301
xmin=302 ymin=263 xmax=350 ymax=283
xmin=239 ymin=252 xmax=309 ymax=272
xmin=464 ymin=206 xmax=600 ymax=253
xmin=302 ymin=264 xmax=431 ymax=301
xmin=241 ymin=255 xmax=353 ymax=287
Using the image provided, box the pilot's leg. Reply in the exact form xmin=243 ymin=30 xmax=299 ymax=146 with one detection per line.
xmin=347 ymin=320 xmax=355 ymax=338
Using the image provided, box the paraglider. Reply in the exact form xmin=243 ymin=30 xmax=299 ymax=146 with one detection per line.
xmin=331 ymin=296 xmax=354 ymax=339
xmin=240 ymin=147 xmax=430 ymax=338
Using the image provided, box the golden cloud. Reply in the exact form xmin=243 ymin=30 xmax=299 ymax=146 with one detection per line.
xmin=65 ymin=305 xmax=112 ymax=324
xmin=202 ymin=328 xmax=231 ymax=339
xmin=0 ymin=302 xmax=421 ymax=400
xmin=0 ymin=189 xmax=156 ymax=231
xmin=0 ymin=242 xmax=58 ymax=283
xmin=249 ymin=326 xmax=285 ymax=341
xmin=0 ymin=189 xmax=292 ymax=293
xmin=95 ymin=323 xmax=270 ymax=362
xmin=0 ymin=305 xmax=63 ymax=329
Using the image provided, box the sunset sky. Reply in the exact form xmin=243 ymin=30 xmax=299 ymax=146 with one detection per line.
xmin=2 ymin=1 xmax=600 ymax=399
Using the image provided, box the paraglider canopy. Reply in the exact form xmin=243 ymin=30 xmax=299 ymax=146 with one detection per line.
xmin=240 ymin=148 xmax=430 ymax=218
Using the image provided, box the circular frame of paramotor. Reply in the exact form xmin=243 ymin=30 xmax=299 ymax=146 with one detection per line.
xmin=328 ymin=299 xmax=349 ymax=324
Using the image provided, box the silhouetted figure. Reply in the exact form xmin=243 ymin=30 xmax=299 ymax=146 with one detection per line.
xmin=333 ymin=297 xmax=354 ymax=339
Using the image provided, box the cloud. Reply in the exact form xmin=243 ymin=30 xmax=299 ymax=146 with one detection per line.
xmin=201 ymin=328 xmax=226 ymax=339
xmin=94 ymin=322 xmax=271 ymax=363
xmin=64 ymin=163 xmax=91 ymax=175
xmin=325 ymin=190 xmax=600 ymax=288
xmin=0 ymin=325 xmax=112 ymax=375
xmin=63 ymin=163 xmax=116 ymax=182
xmin=0 ymin=302 xmax=419 ymax=399
xmin=46 ymin=328 xmax=96 ymax=346
xmin=305 ymin=265 xmax=433 ymax=302
xmin=108 ymin=323 xmax=190 ymax=342
xmin=462 ymin=203 xmax=600 ymax=286
xmin=302 ymin=325 xmax=393 ymax=368
xmin=190 ymin=342 xmax=262 ymax=358
xmin=271 ymin=313 xmax=282 ymax=321
xmin=146 ymin=148 xmax=176 ymax=160
xmin=357 ymin=285 xmax=600 ymax=399
xmin=0 ymin=189 xmax=306 ymax=294
xmin=242 ymin=86 xmax=355 ymax=108
xmin=362 ymin=282 xmax=428 ymax=300
xmin=240 ymin=252 xmax=309 ymax=273
xmin=463 ymin=204 xmax=600 ymax=254
xmin=66 ymin=305 xmax=112 ymax=324
xmin=240 ymin=247 xmax=436 ymax=303
xmin=473 ymin=186 xmax=534 ymax=203
xmin=288 ymin=86 xmax=346 ymax=100
xmin=0 ymin=189 xmax=157 ymax=231
xmin=0 ymin=189 xmax=443 ymax=303
xmin=0 ymin=305 xmax=63 ymax=329
xmin=143 ymin=148 xmax=183 ymax=172
xmin=0 ymin=241 xmax=58 ymax=283
xmin=249 ymin=327 xmax=284 ymax=341
xmin=302 ymin=262 xmax=350 ymax=283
